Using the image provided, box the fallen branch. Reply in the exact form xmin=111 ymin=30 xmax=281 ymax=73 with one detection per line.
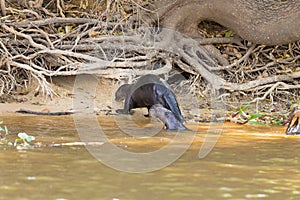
xmin=211 ymin=45 xmax=256 ymax=71
xmin=16 ymin=108 xmax=75 ymax=116
xmin=250 ymin=82 xmax=300 ymax=103
xmin=7 ymin=17 xmax=106 ymax=28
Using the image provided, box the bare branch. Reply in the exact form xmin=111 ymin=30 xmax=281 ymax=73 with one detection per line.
xmin=0 ymin=0 xmax=6 ymax=16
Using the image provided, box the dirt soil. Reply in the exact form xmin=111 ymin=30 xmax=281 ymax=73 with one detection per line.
xmin=0 ymin=76 xmax=213 ymax=121
xmin=0 ymin=75 xmax=293 ymax=129
xmin=0 ymin=76 xmax=117 ymax=116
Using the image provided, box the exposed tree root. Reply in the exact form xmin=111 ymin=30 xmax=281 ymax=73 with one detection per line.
xmin=0 ymin=1 xmax=299 ymax=112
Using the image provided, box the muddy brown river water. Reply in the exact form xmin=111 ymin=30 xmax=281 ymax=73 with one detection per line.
xmin=0 ymin=115 xmax=299 ymax=200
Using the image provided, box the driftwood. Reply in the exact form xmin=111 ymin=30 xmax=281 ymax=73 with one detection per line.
xmin=16 ymin=108 xmax=75 ymax=115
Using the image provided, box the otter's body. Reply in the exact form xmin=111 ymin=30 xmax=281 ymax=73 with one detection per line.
xmin=115 ymin=74 xmax=184 ymax=123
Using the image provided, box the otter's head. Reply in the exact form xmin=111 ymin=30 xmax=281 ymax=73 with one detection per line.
xmin=149 ymin=104 xmax=164 ymax=116
xmin=115 ymin=84 xmax=131 ymax=101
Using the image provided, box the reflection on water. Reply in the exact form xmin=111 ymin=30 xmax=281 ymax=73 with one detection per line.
xmin=0 ymin=116 xmax=300 ymax=200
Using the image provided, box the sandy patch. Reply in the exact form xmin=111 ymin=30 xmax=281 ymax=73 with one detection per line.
xmin=0 ymin=76 xmax=119 ymax=116
xmin=0 ymin=77 xmax=214 ymax=126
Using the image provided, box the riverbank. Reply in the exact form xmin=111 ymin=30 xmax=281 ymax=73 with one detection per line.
xmin=0 ymin=76 xmax=116 ymax=116
xmin=0 ymin=76 xmax=294 ymax=128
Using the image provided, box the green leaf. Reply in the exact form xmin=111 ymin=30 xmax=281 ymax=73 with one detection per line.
xmin=248 ymin=121 xmax=265 ymax=125
xmin=14 ymin=138 xmax=23 ymax=146
xmin=241 ymin=104 xmax=250 ymax=111
xmin=225 ymin=30 xmax=233 ymax=38
xmin=57 ymin=27 xmax=65 ymax=33
xmin=273 ymin=121 xmax=282 ymax=125
xmin=248 ymin=113 xmax=263 ymax=121
xmin=237 ymin=104 xmax=250 ymax=114
xmin=4 ymin=126 xmax=8 ymax=135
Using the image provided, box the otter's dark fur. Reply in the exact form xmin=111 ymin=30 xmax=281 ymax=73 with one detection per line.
xmin=149 ymin=104 xmax=187 ymax=131
xmin=115 ymin=74 xmax=184 ymax=123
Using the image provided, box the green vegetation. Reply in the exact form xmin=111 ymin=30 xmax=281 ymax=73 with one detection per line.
xmin=14 ymin=132 xmax=36 ymax=147
xmin=0 ymin=120 xmax=9 ymax=142
xmin=231 ymin=104 xmax=264 ymax=125
xmin=0 ymin=120 xmax=35 ymax=148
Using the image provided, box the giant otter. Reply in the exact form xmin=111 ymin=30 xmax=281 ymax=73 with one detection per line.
xmin=149 ymin=104 xmax=187 ymax=130
xmin=286 ymin=107 xmax=300 ymax=135
xmin=115 ymin=74 xmax=184 ymax=123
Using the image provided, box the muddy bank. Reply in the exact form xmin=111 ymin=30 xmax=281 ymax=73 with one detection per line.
xmin=0 ymin=75 xmax=293 ymax=128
